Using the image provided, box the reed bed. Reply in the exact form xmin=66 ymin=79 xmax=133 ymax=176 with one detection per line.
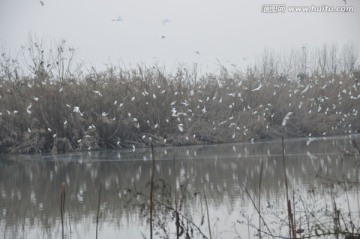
xmin=0 ymin=42 xmax=359 ymax=154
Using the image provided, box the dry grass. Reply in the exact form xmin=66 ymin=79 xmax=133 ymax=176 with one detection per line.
xmin=0 ymin=44 xmax=359 ymax=154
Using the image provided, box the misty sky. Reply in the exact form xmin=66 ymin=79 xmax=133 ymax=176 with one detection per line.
xmin=1 ymin=0 xmax=359 ymax=73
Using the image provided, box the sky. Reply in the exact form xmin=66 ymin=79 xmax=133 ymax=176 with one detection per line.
xmin=0 ymin=0 xmax=360 ymax=74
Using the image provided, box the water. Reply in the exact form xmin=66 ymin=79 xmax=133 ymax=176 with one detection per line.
xmin=1 ymin=135 xmax=359 ymax=239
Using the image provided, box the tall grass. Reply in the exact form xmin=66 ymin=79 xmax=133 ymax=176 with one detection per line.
xmin=0 ymin=41 xmax=359 ymax=153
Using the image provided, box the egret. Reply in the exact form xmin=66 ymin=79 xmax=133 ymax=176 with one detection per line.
xmin=112 ymin=15 xmax=123 ymax=22
xmin=162 ymin=18 xmax=170 ymax=25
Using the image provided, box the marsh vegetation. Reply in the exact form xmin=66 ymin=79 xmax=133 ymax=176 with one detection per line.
xmin=0 ymin=40 xmax=359 ymax=154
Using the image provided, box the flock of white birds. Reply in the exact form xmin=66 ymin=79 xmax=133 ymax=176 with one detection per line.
xmin=1 ymin=67 xmax=359 ymax=153
xmin=0 ymin=24 xmax=360 ymax=153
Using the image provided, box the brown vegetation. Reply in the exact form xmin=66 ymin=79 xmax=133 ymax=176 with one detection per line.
xmin=0 ymin=41 xmax=359 ymax=153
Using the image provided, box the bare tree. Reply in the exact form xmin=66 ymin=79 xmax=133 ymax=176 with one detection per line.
xmin=300 ymin=45 xmax=308 ymax=75
xmin=317 ymin=44 xmax=328 ymax=76
xmin=20 ymin=34 xmax=83 ymax=82
xmin=329 ymin=43 xmax=338 ymax=75
xmin=341 ymin=43 xmax=358 ymax=74
xmin=258 ymin=48 xmax=278 ymax=79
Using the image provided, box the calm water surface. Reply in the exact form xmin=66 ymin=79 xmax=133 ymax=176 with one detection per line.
xmin=1 ymin=135 xmax=360 ymax=239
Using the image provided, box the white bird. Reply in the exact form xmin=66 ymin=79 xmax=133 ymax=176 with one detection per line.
xmin=181 ymin=101 xmax=189 ymax=107
xmin=300 ymin=84 xmax=310 ymax=95
xmin=298 ymin=101 xmax=303 ymax=109
xmin=102 ymin=112 xmax=109 ymax=117
xmin=93 ymin=90 xmax=102 ymax=96
xmin=177 ymin=124 xmax=184 ymax=132
xmin=26 ymin=104 xmax=32 ymax=114
xmin=201 ymin=107 xmax=206 ymax=114
xmin=282 ymin=112 xmax=293 ymax=126
xmin=171 ymin=108 xmax=178 ymax=117
xmin=34 ymin=97 xmax=39 ymax=101
xmin=73 ymin=106 xmax=83 ymax=116
xmin=112 ymin=15 xmax=123 ymax=22
xmin=251 ymin=83 xmax=263 ymax=91
xmin=162 ymin=18 xmax=170 ymax=26
xmin=306 ymin=137 xmax=315 ymax=146
xmin=229 ymin=122 xmax=236 ymax=128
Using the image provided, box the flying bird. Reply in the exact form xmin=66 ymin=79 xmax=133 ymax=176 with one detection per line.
xmin=161 ymin=35 xmax=166 ymax=39
xmin=162 ymin=18 xmax=170 ymax=26
xmin=40 ymin=1 xmax=44 ymax=6
xmin=112 ymin=15 xmax=123 ymax=22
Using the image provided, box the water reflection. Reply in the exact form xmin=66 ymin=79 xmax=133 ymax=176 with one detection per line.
xmin=0 ymin=135 xmax=359 ymax=238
